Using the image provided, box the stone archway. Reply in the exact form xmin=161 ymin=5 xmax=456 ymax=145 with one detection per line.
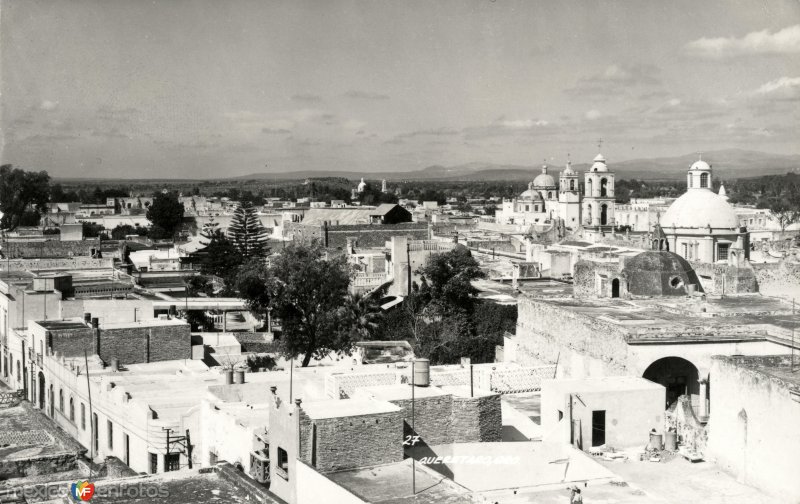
xmin=611 ymin=278 xmax=620 ymax=298
xmin=642 ymin=356 xmax=699 ymax=410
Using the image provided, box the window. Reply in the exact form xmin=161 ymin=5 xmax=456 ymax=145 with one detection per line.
xmin=277 ymin=447 xmax=289 ymax=480
xmin=59 ymin=389 xmax=64 ymax=412
xmin=700 ymin=173 xmax=709 ymax=188
xmin=149 ymin=453 xmax=158 ymax=474
xmin=717 ymin=243 xmax=730 ymax=261
xmin=92 ymin=413 xmax=99 ymax=453
xmin=69 ymin=398 xmax=75 ymax=422
xmin=124 ymin=433 xmax=130 ymax=466
xmin=81 ymin=403 xmax=86 ymax=430
xmin=107 ymin=420 xmax=114 ymax=450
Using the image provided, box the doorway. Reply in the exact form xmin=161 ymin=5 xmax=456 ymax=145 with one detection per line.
xmin=38 ymin=372 xmax=45 ymax=410
xmin=592 ymin=410 xmax=606 ymax=447
xmin=611 ymin=278 xmax=620 ymax=298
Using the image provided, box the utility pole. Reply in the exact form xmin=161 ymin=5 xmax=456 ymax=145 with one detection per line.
xmin=792 ymin=298 xmax=796 ymax=372
xmin=411 ymin=360 xmax=415 ymax=495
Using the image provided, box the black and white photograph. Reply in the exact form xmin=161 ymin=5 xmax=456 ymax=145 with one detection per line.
xmin=0 ymin=1 xmax=798 ymax=502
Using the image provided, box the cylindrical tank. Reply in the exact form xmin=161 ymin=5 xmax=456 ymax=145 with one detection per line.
xmin=110 ymin=357 xmax=119 ymax=372
xmin=413 ymin=359 xmax=430 ymax=387
xmin=224 ymin=369 xmax=234 ymax=385
xmin=234 ymin=370 xmax=245 ymax=384
xmin=649 ymin=432 xmax=663 ymax=450
xmin=664 ymin=430 xmax=677 ymax=451
xmin=687 ymin=284 xmax=696 ymax=295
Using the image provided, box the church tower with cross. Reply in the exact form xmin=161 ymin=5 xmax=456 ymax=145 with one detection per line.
xmin=582 ymin=139 xmax=616 ymax=229
xmin=558 ymin=153 xmax=582 ymax=227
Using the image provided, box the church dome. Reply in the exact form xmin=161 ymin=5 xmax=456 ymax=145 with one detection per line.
xmin=532 ymin=166 xmax=556 ymax=188
xmin=562 ymin=161 xmax=575 ymax=175
xmin=590 ymin=153 xmax=608 ymax=172
xmin=660 ymin=189 xmax=738 ymax=229
xmin=519 ymin=188 xmax=544 ymax=201
xmin=622 ymin=250 xmax=703 ymax=296
xmin=690 ymin=159 xmax=711 ymax=171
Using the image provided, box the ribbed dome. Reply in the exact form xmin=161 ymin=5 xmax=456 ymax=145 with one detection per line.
xmin=660 ymin=189 xmax=738 ymax=229
xmin=562 ymin=161 xmax=575 ymax=175
xmin=533 ymin=171 xmax=556 ymax=188
xmin=622 ymin=250 xmax=703 ymax=296
xmin=519 ymin=189 xmax=544 ymax=201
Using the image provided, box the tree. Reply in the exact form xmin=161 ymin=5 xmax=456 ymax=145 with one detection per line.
xmin=146 ymin=191 xmax=184 ymax=238
xmin=110 ymin=224 xmax=148 ymax=240
xmin=418 ymin=245 xmax=485 ymax=313
xmin=82 ymin=222 xmax=106 ymax=239
xmin=338 ymin=291 xmax=384 ymax=341
xmin=199 ymin=228 xmax=244 ymax=282
xmin=237 ymin=243 xmax=353 ymax=366
xmin=763 ymin=185 xmax=800 ymax=235
xmin=0 ymin=165 xmax=51 ymax=231
xmin=228 ymin=202 xmax=269 ymax=259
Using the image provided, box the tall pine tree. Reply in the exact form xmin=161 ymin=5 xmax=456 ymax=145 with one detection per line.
xmin=228 ymin=202 xmax=269 ymax=259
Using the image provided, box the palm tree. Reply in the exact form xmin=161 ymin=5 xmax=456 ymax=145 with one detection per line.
xmin=341 ymin=291 xmax=383 ymax=341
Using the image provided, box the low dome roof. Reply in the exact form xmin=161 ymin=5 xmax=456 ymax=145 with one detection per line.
xmin=660 ymin=189 xmax=738 ymax=229
xmin=622 ymin=250 xmax=703 ymax=297
xmin=690 ymin=160 xmax=711 ymax=171
xmin=519 ymin=189 xmax=543 ymax=200
xmin=561 ymin=162 xmax=575 ymax=175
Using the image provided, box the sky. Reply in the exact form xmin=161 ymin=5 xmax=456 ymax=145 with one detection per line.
xmin=1 ymin=0 xmax=799 ymax=179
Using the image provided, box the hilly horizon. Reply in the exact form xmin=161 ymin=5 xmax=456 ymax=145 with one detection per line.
xmin=233 ymin=149 xmax=800 ymax=183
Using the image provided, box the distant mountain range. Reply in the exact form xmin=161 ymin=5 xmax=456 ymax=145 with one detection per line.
xmin=235 ymin=149 xmax=800 ymax=182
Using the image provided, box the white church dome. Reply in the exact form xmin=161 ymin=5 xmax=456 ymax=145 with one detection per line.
xmin=532 ymin=166 xmax=556 ymax=188
xmin=660 ymin=189 xmax=738 ymax=229
xmin=519 ymin=188 xmax=544 ymax=201
xmin=690 ymin=159 xmax=711 ymax=171
xmin=590 ymin=153 xmax=608 ymax=172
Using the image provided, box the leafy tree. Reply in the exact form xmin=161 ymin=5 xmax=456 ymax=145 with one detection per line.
xmin=146 ymin=191 xmax=184 ymax=238
xmin=418 ymin=245 xmax=485 ymax=313
xmin=185 ymin=275 xmax=215 ymax=297
xmin=0 ymin=165 xmax=51 ymax=231
xmin=110 ymin=224 xmax=148 ymax=240
xmin=236 ymin=244 xmax=353 ymax=366
xmin=81 ymin=221 xmax=106 ymax=239
xmin=228 ymin=202 xmax=269 ymax=259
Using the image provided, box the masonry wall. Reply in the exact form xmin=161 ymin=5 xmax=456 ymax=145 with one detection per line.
xmin=516 ymin=298 xmax=630 ymax=379
xmin=2 ymin=240 xmax=101 ymax=259
xmin=751 ymin=260 xmax=800 ymax=299
xmin=287 ymin=222 xmax=429 ymax=249
xmin=99 ymin=325 xmax=191 ymax=364
xmin=707 ymin=356 xmax=800 ymax=502
xmin=0 ymin=257 xmax=112 ymax=272
xmin=388 ymin=394 xmax=453 ymax=446
xmin=298 ymin=408 xmax=403 ymax=473
xmin=450 ymin=394 xmax=502 ymax=443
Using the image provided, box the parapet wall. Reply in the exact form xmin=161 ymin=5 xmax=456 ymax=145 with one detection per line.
xmin=450 ymin=394 xmax=502 ymax=443
xmin=2 ymin=239 xmax=101 ymax=259
xmin=287 ymin=222 xmax=429 ymax=249
xmin=751 ymin=260 xmax=800 ymax=299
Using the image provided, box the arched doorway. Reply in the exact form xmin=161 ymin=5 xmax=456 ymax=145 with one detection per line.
xmin=611 ymin=278 xmax=620 ymax=298
xmin=600 ymin=178 xmax=608 ymax=197
xmin=600 ymin=204 xmax=608 ymax=225
xmin=586 ymin=204 xmax=593 ymax=224
xmin=642 ymin=356 xmax=699 ymax=410
xmin=49 ymin=384 xmax=54 ymax=417
xmin=38 ymin=372 xmax=45 ymax=410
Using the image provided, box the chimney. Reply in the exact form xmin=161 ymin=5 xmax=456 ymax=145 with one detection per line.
xmin=91 ymin=317 xmax=99 ymax=329
xmin=84 ymin=312 xmax=92 ymax=324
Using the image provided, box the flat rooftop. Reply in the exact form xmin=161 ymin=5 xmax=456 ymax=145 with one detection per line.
xmin=542 ymin=376 xmax=665 ymax=394
xmin=354 ymin=383 xmax=450 ymax=402
xmin=325 ymin=459 xmax=472 ymax=504
xmin=0 ymin=403 xmax=85 ymax=462
xmin=715 ymin=354 xmax=800 ymax=390
xmin=529 ymin=294 xmax=800 ymax=343
xmin=301 ymin=398 xmax=401 ymax=420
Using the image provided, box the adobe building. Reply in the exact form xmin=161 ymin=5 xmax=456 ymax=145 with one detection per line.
xmin=513 ymin=249 xmax=798 ymax=420
xmin=540 ymin=376 xmax=665 ymax=451
xmin=706 ymin=355 xmax=800 ymax=501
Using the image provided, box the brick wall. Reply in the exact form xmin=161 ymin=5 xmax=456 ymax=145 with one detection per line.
xmin=389 ymin=395 xmax=453 ymax=446
xmin=298 ymin=408 xmax=403 ymax=473
xmin=49 ymin=324 xmax=191 ymax=364
xmin=450 ymin=394 xmax=502 ymax=443
xmin=752 ymin=260 xmax=800 ymax=299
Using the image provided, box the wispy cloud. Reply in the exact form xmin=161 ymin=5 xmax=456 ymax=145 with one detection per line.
xmin=39 ymin=100 xmax=59 ymax=111
xmin=685 ymin=25 xmax=800 ymax=58
xmin=752 ymin=76 xmax=800 ymax=101
xmin=565 ymin=64 xmax=661 ymax=97
xmin=344 ymin=90 xmax=390 ymax=100
xmin=290 ymin=94 xmax=323 ymax=103
xmin=262 ymin=127 xmax=292 ymax=135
